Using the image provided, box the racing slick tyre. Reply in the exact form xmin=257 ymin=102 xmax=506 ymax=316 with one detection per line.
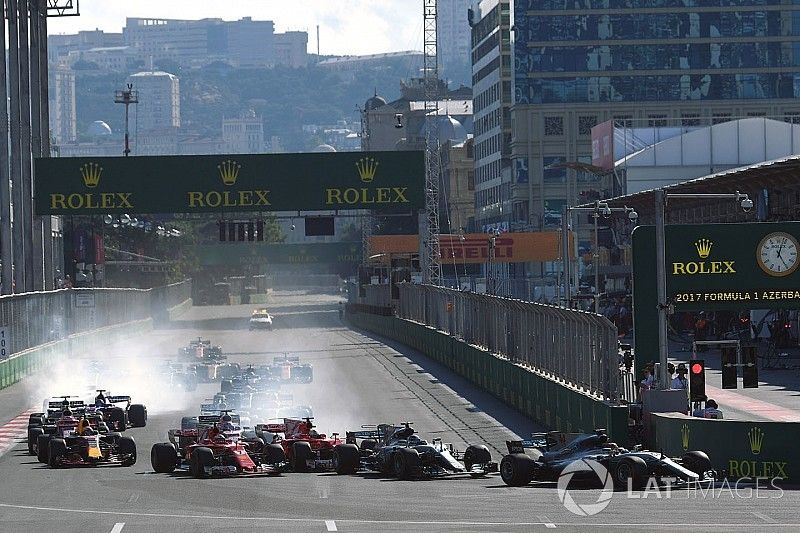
xmin=128 ymin=404 xmax=147 ymax=428
xmin=48 ymin=438 xmax=67 ymax=468
xmin=108 ymin=407 xmax=127 ymax=432
xmin=151 ymin=443 xmax=179 ymax=473
xmin=611 ymin=456 xmax=648 ymax=490
xmin=332 ymin=444 xmax=360 ymax=475
xmin=463 ymin=444 xmax=492 ymax=472
xmin=190 ymin=447 xmax=215 ymax=479
xmin=28 ymin=413 xmax=44 ymax=428
xmin=118 ymin=436 xmax=137 ymax=467
xmin=682 ymin=451 xmax=713 ymax=480
xmin=291 ymin=441 xmax=313 ymax=472
xmin=359 ymin=439 xmax=377 ymax=451
xmin=220 ymin=379 xmax=233 ymax=394
xmin=264 ymin=443 xmax=286 ymax=465
xmin=500 ymin=453 xmax=535 ymax=487
xmin=28 ymin=427 xmax=44 ymax=456
xmin=37 ymin=434 xmax=52 ymax=464
xmin=393 ymin=448 xmax=421 ymax=480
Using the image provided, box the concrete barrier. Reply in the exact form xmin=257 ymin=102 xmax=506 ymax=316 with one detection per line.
xmin=0 ymin=318 xmax=154 ymax=391
xmin=347 ymin=310 xmax=629 ymax=445
xmin=167 ymin=298 xmax=193 ymax=320
xmin=652 ymin=412 xmax=800 ymax=483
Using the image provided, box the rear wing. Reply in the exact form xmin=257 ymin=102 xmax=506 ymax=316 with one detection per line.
xmin=345 ymin=428 xmax=384 ymax=443
xmin=505 ymin=431 xmax=584 ymax=454
xmin=197 ymin=413 xmax=240 ymax=427
xmin=106 ymin=395 xmax=131 ymax=405
xmin=46 ymin=399 xmax=85 ymax=410
xmin=200 ymin=403 xmax=220 ymax=413
xmin=273 ymin=355 xmax=300 ymax=364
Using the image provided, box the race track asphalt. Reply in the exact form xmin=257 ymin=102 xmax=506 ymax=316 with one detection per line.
xmin=0 ymin=291 xmax=798 ymax=533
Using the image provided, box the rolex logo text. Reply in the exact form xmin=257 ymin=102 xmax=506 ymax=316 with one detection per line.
xmin=672 ymin=237 xmax=736 ymax=275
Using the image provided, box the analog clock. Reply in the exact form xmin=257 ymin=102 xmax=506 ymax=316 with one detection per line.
xmin=757 ymin=232 xmax=799 ymax=277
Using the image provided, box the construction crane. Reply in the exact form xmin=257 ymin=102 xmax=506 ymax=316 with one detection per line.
xmin=421 ymin=0 xmax=442 ymax=285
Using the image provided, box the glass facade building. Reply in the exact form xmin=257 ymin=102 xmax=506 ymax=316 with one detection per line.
xmin=514 ymin=0 xmax=800 ymax=104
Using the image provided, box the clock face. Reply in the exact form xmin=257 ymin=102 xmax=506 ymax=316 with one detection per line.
xmin=757 ymin=232 xmax=799 ymax=277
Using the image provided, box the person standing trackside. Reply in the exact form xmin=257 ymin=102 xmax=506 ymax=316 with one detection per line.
xmin=671 ymin=363 xmax=689 ymax=390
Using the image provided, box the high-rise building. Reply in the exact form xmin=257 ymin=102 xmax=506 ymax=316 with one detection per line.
xmin=127 ymin=71 xmax=180 ymax=135
xmin=469 ymin=0 xmax=513 ymax=232
xmin=123 ymin=17 xmax=304 ymax=68
xmin=510 ymin=0 xmax=800 ymax=228
xmin=438 ymin=0 xmax=472 ymax=71
xmin=48 ymin=30 xmax=123 ymax=64
xmin=51 ymin=66 xmax=77 ymax=145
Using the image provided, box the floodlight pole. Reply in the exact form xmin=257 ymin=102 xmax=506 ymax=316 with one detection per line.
xmin=115 ymin=84 xmax=138 ymax=157
xmin=564 ymin=200 xmax=637 ymax=313
xmin=654 ymin=189 xmax=752 ymax=390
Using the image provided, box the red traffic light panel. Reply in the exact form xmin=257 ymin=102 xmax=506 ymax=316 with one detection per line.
xmin=691 ymin=362 xmax=704 ymax=374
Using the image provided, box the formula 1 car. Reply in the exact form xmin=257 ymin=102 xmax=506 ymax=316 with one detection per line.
xmin=178 ymin=338 xmax=224 ymax=361
xmin=33 ymin=411 xmax=136 ymax=468
xmin=344 ymin=422 xmax=497 ymax=479
xmin=263 ymin=418 xmax=360 ymax=473
xmin=261 ymin=355 xmax=313 ymax=384
xmin=154 ymin=362 xmax=199 ymax=392
xmin=27 ymin=397 xmax=104 ymax=456
xmin=219 ymin=365 xmax=278 ymax=394
xmin=249 ymin=308 xmax=274 ymax=330
xmin=499 ymin=430 xmax=714 ymax=488
xmin=90 ymin=390 xmax=148 ymax=431
xmin=151 ymin=413 xmax=285 ymax=478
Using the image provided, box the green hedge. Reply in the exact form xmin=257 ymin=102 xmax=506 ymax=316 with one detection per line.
xmin=348 ymin=311 xmax=629 ymax=445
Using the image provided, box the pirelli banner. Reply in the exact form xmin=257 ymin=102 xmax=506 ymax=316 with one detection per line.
xmin=369 ymin=231 xmax=572 ymax=263
xmin=33 ymin=151 xmax=424 ymax=215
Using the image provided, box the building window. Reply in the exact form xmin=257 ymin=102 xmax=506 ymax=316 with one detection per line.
xmin=613 ymin=115 xmax=633 ymax=128
xmin=712 ymin=113 xmax=732 ymax=125
xmin=578 ymin=115 xmax=597 ymax=135
xmin=681 ymin=114 xmax=701 ymax=126
xmin=648 ymin=114 xmax=668 ymax=127
xmin=544 ymin=116 xmax=564 ymax=136
xmin=784 ymin=112 xmax=800 ymax=124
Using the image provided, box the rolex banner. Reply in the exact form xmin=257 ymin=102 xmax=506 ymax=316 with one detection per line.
xmin=33 ymin=151 xmax=425 ymax=215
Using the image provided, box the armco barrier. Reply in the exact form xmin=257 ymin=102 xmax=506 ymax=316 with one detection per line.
xmin=347 ymin=310 xmax=629 ymax=444
xmin=652 ymin=412 xmax=800 ymax=483
xmin=0 ymin=318 xmax=154 ymax=391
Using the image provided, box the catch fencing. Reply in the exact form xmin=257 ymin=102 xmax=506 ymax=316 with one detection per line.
xmin=0 ymin=280 xmax=192 ymax=358
xmin=397 ymin=284 xmax=620 ymax=401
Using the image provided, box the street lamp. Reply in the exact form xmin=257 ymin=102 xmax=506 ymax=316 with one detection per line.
xmin=487 ymin=228 xmax=500 ymax=295
xmin=654 ymin=189 xmax=752 ymax=389
xmin=561 ymin=201 xmax=638 ymax=313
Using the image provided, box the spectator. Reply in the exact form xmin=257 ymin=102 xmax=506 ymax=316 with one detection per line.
xmin=640 ymin=367 xmax=655 ymax=391
xmin=671 ymin=363 xmax=688 ymax=389
xmin=693 ymin=399 xmax=724 ymax=419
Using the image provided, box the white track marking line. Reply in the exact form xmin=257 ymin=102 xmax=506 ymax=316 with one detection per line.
xmin=325 ymin=520 xmax=337 ymax=531
xmin=538 ymin=515 xmax=557 ymax=528
xmin=109 ymin=523 xmax=125 ymax=533
xmin=0 ymin=503 xmax=798 ymax=529
xmin=751 ymin=511 xmax=777 ymax=523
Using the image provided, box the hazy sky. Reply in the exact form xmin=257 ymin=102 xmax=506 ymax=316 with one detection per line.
xmin=45 ymin=0 xmax=424 ymax=56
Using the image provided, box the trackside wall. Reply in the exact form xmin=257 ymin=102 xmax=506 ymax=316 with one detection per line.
xmin=0 ymin=318 xmax=153 ymax=390
xmin=347 ymin=310 xmax=629 ymax=445
xmin=652 ymin=412 xmax=800 ymax=483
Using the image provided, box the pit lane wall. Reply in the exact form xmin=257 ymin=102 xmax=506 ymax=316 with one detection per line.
xmin=652 ymin=413 xmax=800 ymax=483
xmin=347 ymin=309 xmax=629 ymax=445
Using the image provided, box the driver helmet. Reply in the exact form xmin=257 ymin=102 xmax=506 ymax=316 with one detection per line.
xmin=310 ymin=429 xmax=319 ymax=438
xmin=221 ymin=414 xmax=232 ymax=422
xmin=62 ymin=407 xmax=72 ymax=417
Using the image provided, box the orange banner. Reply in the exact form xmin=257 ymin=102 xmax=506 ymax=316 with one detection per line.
xmin=369 ymin=232 xmax=573 ymax=263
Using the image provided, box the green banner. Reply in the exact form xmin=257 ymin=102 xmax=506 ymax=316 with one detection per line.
xmin=34 ymin=151 xmax=424 ymax=215
xmin=632 ymin=222 xmax=800 ymax=370
xmin=194 ymin=242 xmax=362 ymax=267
